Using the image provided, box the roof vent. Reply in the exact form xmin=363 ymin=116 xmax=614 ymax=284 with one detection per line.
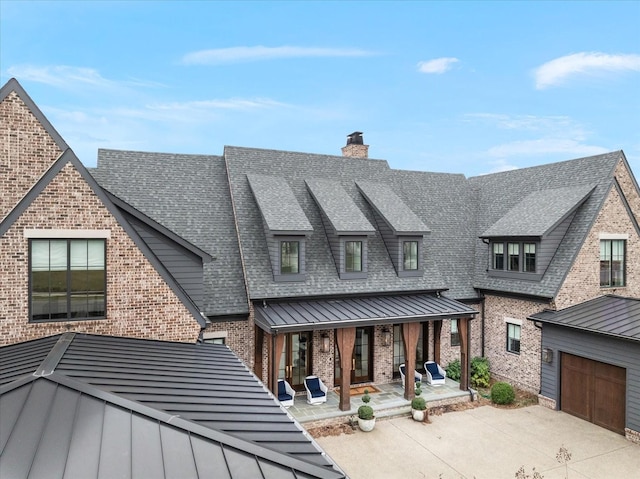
xmin=341 ymin=131 xmax=369 ymax=158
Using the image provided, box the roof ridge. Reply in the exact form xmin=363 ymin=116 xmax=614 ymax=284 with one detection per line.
xmin=33 ymin=332 xmax=75 ymax=376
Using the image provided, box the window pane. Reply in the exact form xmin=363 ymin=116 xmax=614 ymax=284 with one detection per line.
xmin=524 ymin=243 xmax=536 ymax=272
xmin=600 ymin=239 xmax=625 ymax=287
xmin=280 ymin=241 xmax=299 ymax=274
xmin=403 ymin=241 xmax=418 ymax=270
xmin=450 ymin=319 xmax=460 ymax=346
xmin=507 ymin=324 xmax=521 ymax=353
xmin=508 ymin=243 xmax=519 ymax=271
xmin=492 ymin=243 xmax=504 ymax=270
xmin=345 ymin=241 xmax=362 ymax=272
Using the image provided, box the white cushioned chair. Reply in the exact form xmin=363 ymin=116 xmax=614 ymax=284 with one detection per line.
xmin=277 ymin=379 xmax=295 ymax=408
xmin=304 ymin=375 xmax=328 ymax=405
xmin=399 ymin=363 xmax=422 ymax=387
xmin=424 ymin=361 xmax=446 ymax=385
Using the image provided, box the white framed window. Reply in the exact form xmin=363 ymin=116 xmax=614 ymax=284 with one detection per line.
xmin=507 ymin=323 xmax=521 ymax=354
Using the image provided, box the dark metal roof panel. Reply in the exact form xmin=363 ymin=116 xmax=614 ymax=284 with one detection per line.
xmin=255 ymin=294 xmax=477 ymax=331
xmin=305 ymin=178 xmax=375 ymax=234
xmin=481 ymin=184 xmax=595 ymax=237
xmin=356 ymin=180 xmax=430 ymax=234
xmin=247 ymin=174 xmax=313 ymax=233
xmin=530 ymin=295 xmax=640 ymax=342
xmin=0 ymin=334 xmax=61 ymax=386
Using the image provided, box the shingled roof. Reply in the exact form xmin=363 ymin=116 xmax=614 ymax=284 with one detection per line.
xmin=0 ymin=333 xmax=346 ymax=479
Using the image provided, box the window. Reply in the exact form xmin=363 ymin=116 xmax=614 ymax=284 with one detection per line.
xmin=523 ymin=243 xmax=536 ymax=272
xmin=493 ymin=243 xmax=504 ymax=270
xmin=280 ymin=241 xmax=299 ymax=274
xmin=345 ymin=241 xmax=363 ymax=272
xmin=450 ymin=319 xmax=460 ymax=346
xmin=203 ymin=337 xmax=226 ymax=345
xmin=507 ymin=243 xmax=519 ymax=271
xmin=600 ymin=239 xmax=625 ymax=287
xmin=403 ymin=241 xmax=419 ymax=270
xmin=30 ymin=239 xmax=106 ymax=321
xmin=507 ymin=323 xmax=521 ymax=354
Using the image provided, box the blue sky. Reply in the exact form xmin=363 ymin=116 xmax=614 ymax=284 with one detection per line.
xmin=1 ymin=1 xmax=639 ymax=177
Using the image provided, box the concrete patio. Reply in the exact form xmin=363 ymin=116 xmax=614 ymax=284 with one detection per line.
xmin=287 ymin=377 xmax=473 ymax=426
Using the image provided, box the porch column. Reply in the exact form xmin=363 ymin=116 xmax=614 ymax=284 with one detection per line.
xmin=269 ymin=332 xmax=285 ymax=394
xmin=402 ymin=322 xmax=421 ymax=400
xmin=336 ymin=327 xmax=356 ymax=411
xmin=433 ymin=320 xmax=442 ymax=365
xmin=459 ymin=317 xmax=470 ymax=391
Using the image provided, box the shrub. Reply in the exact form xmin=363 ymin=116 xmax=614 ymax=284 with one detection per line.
xmin=357 ymin=405 xmax=374 ymax=420
xmin=491 ymin=382 xmax=515 ymax=405
xmin=445 ymin=359 xmax=461 ymax=381
xmin=415 ymin=382 xmax=422 ymax=396
xmin=471 ymin=357 xmax=490 ymax=388
xmin=411 ymin=396 xmax=426 ymax=410
xmin=362 ymin=390 xmax=371 ymax=403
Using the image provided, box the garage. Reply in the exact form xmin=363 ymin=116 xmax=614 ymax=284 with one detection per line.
xmin=561 ymin=352 xmax=626 ymax=434
xmin=530 ymin=295 xmax=640 ymax=443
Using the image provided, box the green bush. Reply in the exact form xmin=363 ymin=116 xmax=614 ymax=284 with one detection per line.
xmin=362 ymin=390 xmax=371 ymax=404
xmin=357 ymin=405 xmax=374 ymax=420
xmin=445 ymin=359 xmax=461 ymax=381
xmin=491 ymin=382 xmax=515 ymax=405
xmin=415 ymin=382 xmax=422 ymax=396
xmin=411 ymin=396 xmax=426 ymax=410
xmin=470 ymin=357 xmax=490 ymax=388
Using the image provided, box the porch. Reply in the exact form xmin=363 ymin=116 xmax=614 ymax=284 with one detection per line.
xmin=287 ymin=378 xmax=474 ymax=426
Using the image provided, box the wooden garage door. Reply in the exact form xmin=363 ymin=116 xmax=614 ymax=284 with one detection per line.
xmin=561 ymin=353 xmax=626 ymax=434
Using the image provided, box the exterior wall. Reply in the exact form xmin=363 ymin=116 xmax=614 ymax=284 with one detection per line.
xmin=482 ymin=295 xmax=550 ymax=393
xmin=1 ymin=92 xmax=62 ymax=221
xmin=203 ymin=317 xmax=254 ymax=368
xmin=438 ymin=308 xmax=483 ymax=369
xmin=0 ymin=162 xmax=201 ymax=345
xmin=615 ymin=159 xmax=640 ymax=227
xmin=540 ymin=324 xmax=640 ymax=440
xmin=555 ymin=181 xmax=640 ymax=309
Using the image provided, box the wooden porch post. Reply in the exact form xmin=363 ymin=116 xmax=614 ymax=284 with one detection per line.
xmin=459 ymin=317 xmax=470 ymax=391
xmin=402 ymin=322 xmax=421 ymax=400
xmin=335 ymin=327 xmax=356 ymax=411
xmin=433 ymin=320 xmax=442 ymax=365
xmin=269 ymin=332 xmax=286 ymax=394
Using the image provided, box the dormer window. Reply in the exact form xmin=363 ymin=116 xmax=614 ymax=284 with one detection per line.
xmin=490 ymin=240 xmax=538 ymax=278
xmin=280 ymin=241 xmax=299 ymax=274
xmin=339 ymin=236 xmax=367 ymax=279
xmin=345 ymin=241 xmax=362 ymax=272
xmin=403 ymin=241 xmax=419 ymax=271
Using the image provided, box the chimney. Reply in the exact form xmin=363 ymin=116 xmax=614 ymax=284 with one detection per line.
xmin=341 ymin=131 xmax=369 ymax=158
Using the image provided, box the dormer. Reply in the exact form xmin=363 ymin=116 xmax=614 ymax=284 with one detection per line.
xmin=356 ymin=181 xmax=430 ymax=277
xmin=306 ymin=179 xmax=376 ymax=279
xmin=481 ymin=184 xmax=595 ymax=280
xmin=247 ymin=174 xmax=313 ymax=282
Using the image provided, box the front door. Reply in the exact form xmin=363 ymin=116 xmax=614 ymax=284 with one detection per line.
xmin=278 ymin=332 xmax=312 ymax=391
xmin=335 ymin=327 xmax=373 ymax=385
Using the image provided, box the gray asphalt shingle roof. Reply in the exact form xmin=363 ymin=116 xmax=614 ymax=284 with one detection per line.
xmin=469 ymin=151 xmax=623 ymax=298
xmin=247 ymin=174 xmax=314 ymax=233
xmin=481 ymin=184 xmax=596 ymax=238
xmin=305 ymin=178 xmax=375 ymax=234
xmin=92 ymin=149 xmax=249 ymax=317
xmin=356 ymin=180 xmax=430 ymax=234
xmin=0 ymin=333 xmax=346 ymax=479
xmin=529 ymin=295 xmax=640 ymax=342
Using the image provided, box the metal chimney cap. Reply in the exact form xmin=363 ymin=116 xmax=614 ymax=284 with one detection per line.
xmin=346 ymin=131 xmax=364 ymax=145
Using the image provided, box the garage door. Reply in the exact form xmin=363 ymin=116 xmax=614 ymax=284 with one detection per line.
xmin=561 ymin=353 xmax=626 ymax=434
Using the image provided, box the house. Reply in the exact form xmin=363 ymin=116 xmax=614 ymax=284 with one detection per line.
xmin=0 ymin=333 xmax=347 ymax=478
xmin=93 ymin=135 xmax=640 ymax=442
xmin=0 ymin=78 xmax=210 ymax=345
xmin=3 ymin=77 xmax=639 ymax=443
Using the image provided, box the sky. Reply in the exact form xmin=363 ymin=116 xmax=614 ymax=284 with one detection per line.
xmin=1 ymin=0 xmax=639 ymax=178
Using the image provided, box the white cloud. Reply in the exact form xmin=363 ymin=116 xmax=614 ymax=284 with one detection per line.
xmin=487 ymin=139 xmax=608 ymax=158
xmin=6 ymin=65 xmax=165 ymax=90
xmin=417 ymin=57 xmax=459 ymax=74
xmin=465 ymin=113 xmax=589 ymax=138
xmin=534 ymin=52 xmax=640 ymax=89
xmin=182 ymin=46 xmax=376 ymax=65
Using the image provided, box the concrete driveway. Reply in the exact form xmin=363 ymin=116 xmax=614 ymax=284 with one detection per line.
xmin=315 ymin=405 xmax=639 ymax=479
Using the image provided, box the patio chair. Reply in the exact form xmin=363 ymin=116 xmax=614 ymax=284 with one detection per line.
xmin=424 ymin=361 xmax=446 ymax=385
xmin=304 ymin=375 xmax=328 ymax=405
xmin=399 ymin=363 xmax=422 ymax=388
xmin=277 ymin=379 xmax=295 ymax=408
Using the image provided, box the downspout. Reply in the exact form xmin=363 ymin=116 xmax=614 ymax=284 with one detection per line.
xmin=467 ymin=316 xmax=475 ymax=402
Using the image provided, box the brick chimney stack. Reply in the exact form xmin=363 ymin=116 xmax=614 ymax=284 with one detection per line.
xmin=341 ymin=131 xmax=369 ymax=158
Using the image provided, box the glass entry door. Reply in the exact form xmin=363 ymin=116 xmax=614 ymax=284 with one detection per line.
xmin=335 ymin=327 xmax=373 ymax=385
xmin=278 ymin=332 xmax=311 ymax=391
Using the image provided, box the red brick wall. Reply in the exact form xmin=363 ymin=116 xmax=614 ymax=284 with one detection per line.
xmin=1 ymin=163 xmax=201 ymax=345
xmin=1 ymin=92 xmax=63 ymax=221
